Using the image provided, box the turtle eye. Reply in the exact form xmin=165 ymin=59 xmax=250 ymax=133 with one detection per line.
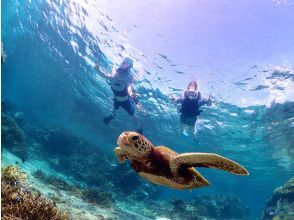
xmin=130 ymin=135 xmax=140 ymax=142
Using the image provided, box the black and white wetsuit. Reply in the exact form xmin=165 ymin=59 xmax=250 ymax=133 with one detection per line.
xmin=176 ymin=90 xmax=208 ymax=126
xmin=109 ymin=68 xmax=135 ymax=115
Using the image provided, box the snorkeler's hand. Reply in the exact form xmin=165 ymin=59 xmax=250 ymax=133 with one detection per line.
xmin=131 ymin=93 xmax=139 ymax=104
xmin=136 ymin=103 xmax=144 ymax=112
xmin=95 ymin=62 xmax=112 ymax=79
xmin=207 ymin=95 xmax=214 ymax=106
xmin=169 ymin=94 xmax=176 ymax=102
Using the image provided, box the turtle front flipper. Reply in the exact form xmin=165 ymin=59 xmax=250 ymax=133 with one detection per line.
xmin=114 ymin=147 xmax=127 ymax=163
xmin=170 ymin=153 xmax=249 ymax=175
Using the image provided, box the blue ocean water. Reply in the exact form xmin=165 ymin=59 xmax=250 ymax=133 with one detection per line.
xmin=2 ymin=0 xmax=294 ymax=219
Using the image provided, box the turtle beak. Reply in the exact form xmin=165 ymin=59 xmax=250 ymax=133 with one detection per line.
xmin=117 ymin=132 xmax=131 ymax=147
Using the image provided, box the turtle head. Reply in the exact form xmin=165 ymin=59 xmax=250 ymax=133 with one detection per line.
xmin=117 ymin=131 xmax=153 ymax=158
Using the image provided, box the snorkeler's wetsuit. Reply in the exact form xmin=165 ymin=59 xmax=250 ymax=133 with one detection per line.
xmin=110 ymin=67 xmax=135 ymax=115
xmin=177 ymin=91 xmax=206 ymax=126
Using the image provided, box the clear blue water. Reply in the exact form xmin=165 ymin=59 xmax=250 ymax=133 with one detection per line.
xmin=2 ymin=0 xmax=294 ymax=219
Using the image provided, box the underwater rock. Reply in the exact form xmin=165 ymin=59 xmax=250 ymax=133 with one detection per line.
xmin=129 ymin=182 xmax=160 ymax=201
xmin=170 ymin=194 xmax=251 ymax=220
xmin=1 ymin=111 xmax=28 ymax=161
xmin=1 ymin=166 xmax=69 ymax=219
xmin=262 ymin=177 xmax=294 ymax=220
xmin=192 ymin=194 xmax=250 ymax=219
xmin=170 ymin=198 xmax=203 ymax=220
xmin=81 ymin=189 xmax=114 ymax=208
xmin=14 ymin=111 xmax=25 ymax=126
xmin=36 ymin=127 xmax=145 ymax=194
xmin=107 ymin=163 xmax=142 ymax=194
xmin=39 ymin=128 xmax=80 ymax=155
xmin=33 ymin=169 xmax=78 ymax=192
xmin=32 ymin=169 xmax=114 ymax=209
xmin=2 ymin=106 xmax=155 ymax=199
xmin=171 ymin=198 xmax=187 ymax=213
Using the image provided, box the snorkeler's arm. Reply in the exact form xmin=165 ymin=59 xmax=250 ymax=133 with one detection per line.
xmin=94 ymin=63 xmax=113 ymax=80
xmin=199 ymin=94 xmax=212 ymax=106
xmin=129 ymin=85 xmax=145 ymax=111
xmin=175 ymin=98 xmax=184 ymax=104
xmin=128 ymin=85 xmax=134 ymax=97
xmin=128 ymin=86 xmax=139 ymax=104
xmin=170 ymin=94 xmax=183 ymax=104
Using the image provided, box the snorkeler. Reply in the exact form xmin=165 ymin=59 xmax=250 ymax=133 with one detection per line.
xmin=171 ymin=80 xmax=212 ymax=138
xmin=94 ymin=57 xmax=143 ymax=134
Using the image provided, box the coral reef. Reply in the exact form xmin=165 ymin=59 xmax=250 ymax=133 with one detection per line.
xmin=1 ymin=166 xmax=69 ymax=220
xmin=1 ymin=165 xmax=28 ymax=185
xmin=262 ymin=177 xmax=294 ymax=220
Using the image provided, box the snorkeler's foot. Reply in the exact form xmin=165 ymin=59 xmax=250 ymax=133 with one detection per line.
xmin=182 ymin=130 xmax=189 ymax=137
xmin=137 ymin=127 xmax=143 ymax=135
xmin=103 ymin=115 xmax=114 ymax=124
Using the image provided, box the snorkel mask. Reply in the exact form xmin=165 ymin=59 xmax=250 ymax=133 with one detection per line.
xmin=185 ymin=90 xmax=198 ymax=99
xmin=120 ymin=57 xmax=133 ymax=70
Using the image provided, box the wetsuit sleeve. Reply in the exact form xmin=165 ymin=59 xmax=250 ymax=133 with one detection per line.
xmin=175 ymin=98 xmax=183 ymax=104
xmin=199 ymin=99 xmax=208 ymax=106
xmin=199 ymin=93 xmax=212 ymax=106
xmin=94 ymin=64 xmax=113 ymax=80
xmin=174 ymin=93 xmax=185 ymax=104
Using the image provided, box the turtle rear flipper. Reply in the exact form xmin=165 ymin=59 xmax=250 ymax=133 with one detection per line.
xmin=170 ymin=153 xmax=249 ymax=175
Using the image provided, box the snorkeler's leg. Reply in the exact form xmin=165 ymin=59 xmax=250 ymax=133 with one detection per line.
xmin=194 ymin=118 xmax=201 ymax=135
xmin=180 ymin=115 xmax=188 ymax=136
xmin=131 ymin=114 xmax=143 ymax=134
xmin=122 ymin=98 xmax=143 ymax=134
xmin=181 ymin=123 xmax=189 ymax=136
xmin=185 ymin=116 xmax=197 ymax=138
xmin=180 ymin=123 xmax=184 ymax=133
xmin=188 ymin=125 xmax=195 ymax=137
xmin=103 ymin=101 xmax=119 ymax=124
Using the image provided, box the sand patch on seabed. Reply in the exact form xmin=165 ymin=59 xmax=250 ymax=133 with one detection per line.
xmin=1 ymin=150 xmax=152 ymax=220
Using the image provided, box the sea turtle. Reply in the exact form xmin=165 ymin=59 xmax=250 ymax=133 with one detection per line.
xmin=114 ymin=131 xmax=249 ymax=190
